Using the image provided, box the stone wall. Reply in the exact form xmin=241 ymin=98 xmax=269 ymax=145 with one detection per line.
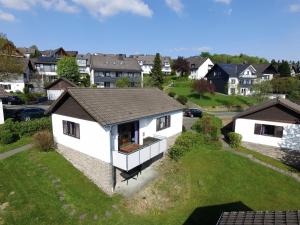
xmin=56 ymin=144 xmax=114 ymax=195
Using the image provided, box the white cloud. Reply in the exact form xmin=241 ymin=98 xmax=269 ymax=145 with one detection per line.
xmin=0 ymin=0 xmax=78 ymax=13
xmin=0 ymin=9 xmax=15 ymax=21
xmin=215 ymin=0 xmax=232 ymax=5
xmin=289 ymin=4 xmax=300 ymax=13
xmin=165 ymin=0 xmax=183 ymax=14
xmin=72 ymin=0 xmax=153 ymax=18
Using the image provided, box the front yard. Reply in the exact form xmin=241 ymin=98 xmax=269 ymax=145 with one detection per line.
xmin=1 ymin=143 xmax=300 ymax=225
xmin=0 ymin=136 xmax=32 ymax=153
xmin=167 ymin=79 xmax=257 ymax=108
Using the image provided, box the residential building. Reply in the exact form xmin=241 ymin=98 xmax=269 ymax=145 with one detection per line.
xmin=206 ymin=63 xmax=277 ymax=96
xmin=45 ymin=77 xmax=77 ymax=101
xmin=0 ymin=87 xmax=8 ymax=124
xmin=217 ymin=211 xmax=300 ymax=225
xmin=46 ymin=88 xmax=183 ymax=194
xmin=35 ymin=47 xmax=78 ymax=84
xmin=17 ymin=47 xmax=37 ymax=58
xmin=186 ymin=56 xmax=214 ymax=80
xmin=234 ymin=98 xmax=300 ymax=150
xmin=76 ymin=54 xmax=91 ymax=75
xmin=131 ymin=55 xmax=172 ymax=75
xmin=90 ymin=54 xmax=142 ymax=88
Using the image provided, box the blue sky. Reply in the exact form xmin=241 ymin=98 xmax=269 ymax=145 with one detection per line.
xmin=0 ymin=0 xmax=300 ymax=60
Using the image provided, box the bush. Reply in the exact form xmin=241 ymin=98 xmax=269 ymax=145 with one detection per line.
xmin=169 ymin=132 xmax=203 ymax=161
xmin=0 ymin=130 xmax=19 ymax=144
xmin=176 ymin=95 xmax=188 ymax=105
xmin=227 ymin=132 xmax=242 ymax=149
xmin=33 ymin=130 xmax=54 ymax=152
xmin=192 ymin=113 xmax=222 ymax=141
xmin=0 ymin=117 xmax=52 ymax=139
xmin=168 ymin=91 xmax=176 ymax=98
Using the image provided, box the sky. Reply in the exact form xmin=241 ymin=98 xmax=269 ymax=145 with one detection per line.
xmin=0 ymin=0 xmax=300 ymax=61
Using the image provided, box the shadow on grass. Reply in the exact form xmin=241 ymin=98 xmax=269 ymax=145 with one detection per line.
xmin=188 ymin=93 xmax=211 ymax=100
xmin=183 ymin=201 xmax=252 ymax=225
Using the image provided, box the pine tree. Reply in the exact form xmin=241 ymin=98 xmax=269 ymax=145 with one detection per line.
xmin=150 ymin=53 xmax=164 ymax=89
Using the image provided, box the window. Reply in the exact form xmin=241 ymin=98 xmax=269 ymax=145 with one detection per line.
xmin=230 ymin=88 xmax=236 ymax=94
xmin=104 ymin=82 xmax=110 ymax=88
xmin=231 ymin=79 xmax=236 ymax=84
xmin=63 ymin=121 xmax=80 ymax=138
xmin=156 ymin=115 xmax=171 ymax=131
xmin=0 ymin=84 xmax=11 ymax=90
xmin=254 ymin=124 xmax=283 ymax=138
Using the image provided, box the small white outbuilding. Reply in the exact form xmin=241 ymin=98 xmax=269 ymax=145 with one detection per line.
xmin=0 ymin=87 xmax=8 ymax=124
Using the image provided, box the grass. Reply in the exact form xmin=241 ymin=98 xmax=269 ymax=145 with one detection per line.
xmin=1 ymin=144 xmax=300 ymax=225
xmin=167 ymin=79 xmax=257 ymax=108
xmin=0 ymin=136 xmax=32 ymax=153
xmin=237 ymin=146 xmax=300 ymax=175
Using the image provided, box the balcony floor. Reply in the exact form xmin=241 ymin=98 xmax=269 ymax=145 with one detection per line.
xmin=119 ymin=137 xmax=160 ymax=154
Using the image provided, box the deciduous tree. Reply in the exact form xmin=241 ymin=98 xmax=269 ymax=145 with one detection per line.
xmin=172 ymin=57 xmax=190 ymax=77
xmin=57 ymin=56 xmax=80 ymax=84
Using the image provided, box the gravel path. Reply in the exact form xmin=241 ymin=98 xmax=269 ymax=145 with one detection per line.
xmin=0 ymin=144 xmax=33 ymax=160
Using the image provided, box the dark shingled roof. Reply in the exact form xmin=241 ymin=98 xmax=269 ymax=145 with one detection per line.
xmin=47 ymin=88 xmax=184 ymax=126
xmin=234 ymin=98 xmax=300 ymax=119
xmin=218 ymin=64 xmax=251 ymax=77
xmin=186 ymin=56 xmax=208 ymax=69
xmin=217 ymin=211 xmax=300 ymax=225
xmin=44 ymin=77 xmax=78 ymax=90
xmin=0 ymin=87 xmax=8 ymax=98
xmin=91 ymin=55 xmax=142 ymax=72
xmin=35 ymin=56 xmax=58 ymax=64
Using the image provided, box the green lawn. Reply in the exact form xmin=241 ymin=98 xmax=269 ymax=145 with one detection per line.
xmin=0 ymin=136 xmax=32 ymax=153
xmin=167 ymin=79 xmax=257 ymax=108
xmin=1 ymin=144 xmax=300 ymax=225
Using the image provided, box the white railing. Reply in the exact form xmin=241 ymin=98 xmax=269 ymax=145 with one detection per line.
xmin=112 ymin=136 xmax=167 ymax=171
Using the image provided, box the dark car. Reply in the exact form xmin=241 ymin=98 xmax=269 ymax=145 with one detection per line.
xmin=2 ymin=96 xmax=23 ymax=105
xmin=184 ymin=108 xmax=203 ymax=118
xmin=14 ymin=108 xmax=46 ymax=121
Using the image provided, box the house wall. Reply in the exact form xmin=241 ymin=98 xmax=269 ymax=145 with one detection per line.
xmin=235 ymin=118 xmax=300 ymax=150
xmin=139 ymin=111 xmax=183 ymax=145
xmin=0 ymin=100 xmax=4 ymax=124
xmin=0 ymin=81 xmax=25 ymax=93
xmin=52 ymin=114 xmax=112 ymax=163
xmin=47 ymin=90 xmax=64 ymax=101
xmin=189 ymin=59 xmax=214 ymax=80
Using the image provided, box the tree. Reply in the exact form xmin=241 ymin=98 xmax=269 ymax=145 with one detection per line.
xmin=149 ymin=53 xmax=164 ymax=89
xmin=200 ymin=52 xmax=211 ymax=58
xmin=192 ymin=79 xmax=215 ymax=96
xmin=57 ymin=56 xmax=80 ymax=84
xmin=172 ymin=57 xmax=190 ymax=77
xmin=116 ymin=77 xmax=130 ymax=88
xmin=30 ymin=45 xmax=41 ymax=57
xmin=271 ymin=77 xmax=300 ymax=101
xmin=278 ymin=61 xmax=291 ymax=77
xmin=252 ymin=80 xmax=273 ymax=102
xmin=79 ymin=73 xmax=90 ymax=87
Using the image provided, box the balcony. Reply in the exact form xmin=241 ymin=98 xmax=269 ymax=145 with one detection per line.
xmin=112 ymin=136 xmax=167 ymax=171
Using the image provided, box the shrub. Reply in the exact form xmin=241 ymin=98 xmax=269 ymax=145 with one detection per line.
xmin=192 ymin=113 xmax=222 ymax=141
xmin=227 ymin=132 xmax=242 ymax=149
xmin=168 ymin=91 xmax=176 ymax=98
xmin=176 ymin=95 xmax=188 ymax=105
xmin=0 ymin=130 xmax=19 ymax=144
xmin=33 ymin=130 xmax=54 ymax=152
xmin=169 ymin=132 xmax=203 ymax=161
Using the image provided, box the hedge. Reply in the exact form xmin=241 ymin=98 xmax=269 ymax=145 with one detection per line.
xmin=227 ymin=132 xmax=242 ymax=149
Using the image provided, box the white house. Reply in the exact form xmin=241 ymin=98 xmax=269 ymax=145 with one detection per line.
xmin=234 ymin=98 xmax=300 ymax=150
xmin=132 ymin=55 xmax=172 ymax=75
xmin=44 ymin=77 xmax=77 ymax=101
xmin=46 ymin=88 xmax=183 ymax=194
xmin=0 ymin=87 xmax=8 ymax=124
xmin=187 ymin=56 xmax=214 ymax=80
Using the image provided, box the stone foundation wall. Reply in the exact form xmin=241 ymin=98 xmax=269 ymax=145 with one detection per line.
xmin=56 ymin=144 xmax=114 ymax=195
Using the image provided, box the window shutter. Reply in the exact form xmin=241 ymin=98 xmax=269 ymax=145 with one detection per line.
xmin=274 ymin=126 xmax=283 ymax=138
xmin=254 ymin=124 xmax=261 ymax=135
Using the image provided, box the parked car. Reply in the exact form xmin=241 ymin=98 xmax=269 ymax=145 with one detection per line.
xmin=2 ymin=96 xmax=23 ymax=105
xmin=184 ymin=108 xmax=203 ymax=118
xmin=14 ymin=107 xmax=46 ymax=121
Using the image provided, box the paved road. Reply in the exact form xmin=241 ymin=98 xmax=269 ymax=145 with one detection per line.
xmin=3 ymin=104 xmax=50 ymax=110
xmin=207 ymin=111 xmax=239 ymax=118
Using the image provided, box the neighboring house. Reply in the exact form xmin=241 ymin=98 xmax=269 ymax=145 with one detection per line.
xmin=217 ymin=211 xmax=300 ymax=225
xmin=206 ymin=63 xmax=277 ymax=96
xmin=17 ymin=47 xmax=36 ymax=58
xmin=132 ymin=55 xmax=172 ymax=75
xmin=186 ymin=56 xmax=214 ymax=80
xmin=0 ymin=87 xmax=8 ymax=124
xmin=35 ymin=47 xmax=77 ymax=84
xmin=46 ymin=88 xmax=183 ymax=194
xmin=234 ymin=98 xmax=300 ymax=150
xmin=90 ymin=54 xmax=142 ymax=88
xmin=45 ymin=77 xmax=77 ymax=101
xmin=76 ymin=54 xmax=91 ymax=75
